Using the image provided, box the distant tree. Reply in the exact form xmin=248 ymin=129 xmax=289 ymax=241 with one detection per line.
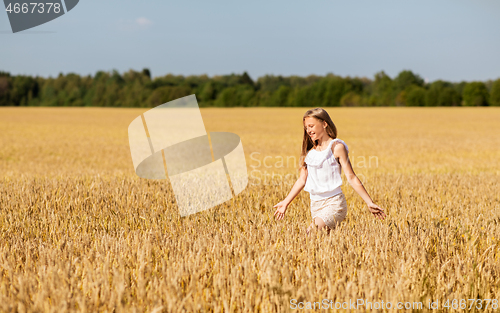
xmin=425 ymin=80 xmax=446 ymax=106
xmin=214 ymin=87 xmax=237 ymax=107
xmin=405 ymin=86 xmax=426 ymax=106
xmin=288 ymin=75 xmax=312 ymax=89
xmin=393 ymin=70 xmax=424 ymax=94
xmin=10 ymin=76 xmax=38 ymax=106
xmin=424 ymin=81 xmax=460 ymax=106
xmin=453 ymin=82 xmax=467 ymax=100
xmin=340 ymin=91 xmax=362 ymax=107
xmin=270 ymin=85 xmax=291 ymax=107
xmin=1 ymin=69 xmax=497 ymax=108
xmin=142 ymin=68 xmax=151 ymax=79
xmin=149 ymin=74 xmax=185 ymax=89
xmin=490 ymin=79 xmax=500 ymax=106
xmin=438 ymin=87 xmax=460 ymax=106
xmin=110 ymin=70 xmax=125 ymax=86
xmin=319 ymin=77 xmax=346 ymax=107
xmin=240 ymin=71 xmax=254 ymax=87
xmin=0 ymin=72 xmax=10 ymax=106
xmin=462 ymin=82 xmax=489 ymax=106
xmin=289 ymin=85 xmax=312 ymax=107
xmin=394 ymin=90 xmax=406 ymax=106
xmin=214 ymin=85 xmax=255 ymax=107
xmin=148 ymin=86 xmax=191 ymax=107
xmin=199 ymin=81 xmax=216 ymax=103
xmin=256 ymin=75 xmax=288 ymax=93
xmin=371 ymin=71 xmax=393 ymax=106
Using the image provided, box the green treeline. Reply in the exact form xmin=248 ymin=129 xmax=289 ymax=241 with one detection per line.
xmin=1 ymin=69 xmax=500 ymax=107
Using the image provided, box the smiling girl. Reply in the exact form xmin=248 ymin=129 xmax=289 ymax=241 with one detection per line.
xmin=273 ymin=107 xmax=386 ymax=235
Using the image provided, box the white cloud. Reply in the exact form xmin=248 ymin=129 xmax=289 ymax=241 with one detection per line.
xmin=136 ymin=17 xmax=152 ymax=27
xmin=115 ymin=17 xmax=152 ymax=31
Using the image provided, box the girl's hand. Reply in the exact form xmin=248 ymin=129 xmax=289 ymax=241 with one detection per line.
xmin=367 ymin=202 xmax=386 ymax=220
xmin=273 ymin=201 xmax=288 ymax=221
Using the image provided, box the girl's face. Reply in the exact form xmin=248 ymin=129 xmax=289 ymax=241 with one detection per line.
xmin=303 ymin=116 xmax=327 ymax=141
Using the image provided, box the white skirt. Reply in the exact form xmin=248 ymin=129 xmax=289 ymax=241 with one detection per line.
xmin=310 ymin=192 xmax=348 ymax=229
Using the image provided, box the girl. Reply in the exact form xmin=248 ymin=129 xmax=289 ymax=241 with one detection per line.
xmin=273 ymin=107 xmax=386 ymax=235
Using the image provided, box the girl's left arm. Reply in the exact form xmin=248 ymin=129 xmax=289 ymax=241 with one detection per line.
xmin=334 ymin=143 xmax=386 ymax=220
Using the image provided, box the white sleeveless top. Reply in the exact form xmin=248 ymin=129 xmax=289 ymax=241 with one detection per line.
xmin=303 ymin=138 xmax=349 ymax=201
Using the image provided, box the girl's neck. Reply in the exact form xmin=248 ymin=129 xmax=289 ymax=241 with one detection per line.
xmin=314 ymin=136 xmax=333 ymax=151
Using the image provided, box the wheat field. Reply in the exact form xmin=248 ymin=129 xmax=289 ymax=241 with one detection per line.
xmin=0 ymin=107 xmax=499 ymax=312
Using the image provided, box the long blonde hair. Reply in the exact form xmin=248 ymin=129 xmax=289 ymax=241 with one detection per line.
xmin=299 ymin=108 xmax=338 ymax=170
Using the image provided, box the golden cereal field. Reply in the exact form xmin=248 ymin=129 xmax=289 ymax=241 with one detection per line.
xmin=0 ymin=107 xmax=499 ymax=313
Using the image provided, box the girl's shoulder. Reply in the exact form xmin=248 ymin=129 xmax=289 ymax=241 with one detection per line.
xmin=331 ymin=138 xmax=349 ymax=154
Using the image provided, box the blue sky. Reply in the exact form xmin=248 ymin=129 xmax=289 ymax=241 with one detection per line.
xmin=1 ymin=0 xmax=500 ymax=82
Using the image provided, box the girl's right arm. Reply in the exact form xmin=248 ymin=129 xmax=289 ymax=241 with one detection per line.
xmin=273 ymin=166 xmax=308 ymax=221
